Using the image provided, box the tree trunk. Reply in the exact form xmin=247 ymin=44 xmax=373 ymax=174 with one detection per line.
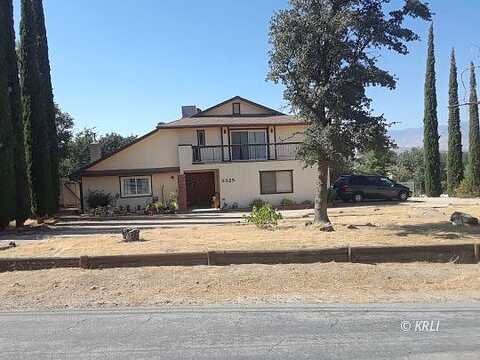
xmin=314 ymin=162 xmax=333 ymax=230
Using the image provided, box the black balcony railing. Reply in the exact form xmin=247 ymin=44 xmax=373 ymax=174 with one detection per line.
xmin=192 ymin=142 xmax=301 ymax=164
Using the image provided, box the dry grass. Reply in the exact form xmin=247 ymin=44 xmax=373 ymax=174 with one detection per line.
xmin=1 ymin=202 xmax=479 ymax=258
xmin=1 ymin=262 xmax=479 ymax=310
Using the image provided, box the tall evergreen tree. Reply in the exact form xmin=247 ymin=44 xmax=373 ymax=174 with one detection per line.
xmin=5 ymin=0 xmax=31 ymax=226
xmin=423 ymin=25 xmax=442 ymax=197
xmin=466 ymin=62 xmax=480 ymax=190
xmin=0 ymin=1 xmax=17 ymax=229
xmin=20 ymin=0 xmax=52 ymax=217
xmin=32 ymin=0 xmax=58 ymax=213
xmin=446 ymin=48 xmax=463 ymax=195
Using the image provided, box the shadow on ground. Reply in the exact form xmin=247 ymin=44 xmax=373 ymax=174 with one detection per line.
xmin=0 ymin=226 xmax=193 ymax=241
xmin=388 ymin=221 xmax=480 ymax=240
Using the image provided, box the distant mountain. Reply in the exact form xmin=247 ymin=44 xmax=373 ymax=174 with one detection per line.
xmin=389 ymin=122 xmax=469 ymax=151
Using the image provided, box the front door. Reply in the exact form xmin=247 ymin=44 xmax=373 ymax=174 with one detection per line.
xmin=186 ymin=172 xmax=216 ymax=208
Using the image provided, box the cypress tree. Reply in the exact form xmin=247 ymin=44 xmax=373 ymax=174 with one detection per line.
xmin=32 ymin=0 xmax=58 ymax=214
xmin=446 ymin=48 xmax=463 ymax=195
xmin=466 ymin=62 xmax=480 ymax=190
xmin=5 ymin=0 xmax=31 ymax=226
xmin=423 ymin=25 xmax=442 ymax=197
xmin=20 ymin=0 xmax=52 ymax=218
xmin=0 ymin=1 xmax=17 ymax=229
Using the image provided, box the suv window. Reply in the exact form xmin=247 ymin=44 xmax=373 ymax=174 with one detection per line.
xmin=333 ymin=177 xmax=348 ymax=188
xmin=375 ymin=177 xmax=394 ymax=187
xmin=350 ymin=176 xmax=371 ymax=186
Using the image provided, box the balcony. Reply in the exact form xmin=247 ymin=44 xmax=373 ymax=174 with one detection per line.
xmin=191 ymin=142 xmax=301 ymax=164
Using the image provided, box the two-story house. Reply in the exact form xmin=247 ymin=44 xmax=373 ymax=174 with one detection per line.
xmin=75 ymin=96 xmax=317 ymax=211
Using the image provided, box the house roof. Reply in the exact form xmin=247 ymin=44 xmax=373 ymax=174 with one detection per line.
xmin=192 ymin=95 xmax=284 ymax=117
xmin=71 ymin=96 xmax=305 ymax=178
xmin=159 ymin=114 xmax=304 ymax=129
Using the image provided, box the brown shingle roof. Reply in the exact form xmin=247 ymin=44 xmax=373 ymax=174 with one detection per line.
xmin=160 ymin=115 xmax=305 ymax=129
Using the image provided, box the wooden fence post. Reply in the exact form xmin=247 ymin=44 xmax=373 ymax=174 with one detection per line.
xmin=79 ymin=256 xmax=90 ymax=269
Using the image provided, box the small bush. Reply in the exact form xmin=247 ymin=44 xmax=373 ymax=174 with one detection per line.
xmin=243 ymin=204 xmax=283 ymax=229
xmin=86 ymin=190 xmax=112 ymax=208
xmin=249 ymin=198 xmax=268 ymax=209
xmin=280 ymin=198 xmax=295 ymax=206
xmin=167 ymin=193 xmax=178 ymax=211
xmin=455 ymin=179 xmax=480 ymax=198
xmin=301 ymin=200 xmax=313 ymax=206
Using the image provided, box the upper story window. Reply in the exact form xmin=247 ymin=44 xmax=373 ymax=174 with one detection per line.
xmin=232 ymin=102 xmax=241 ymax=115
xmin=120 ymin=176 xmax=152 ymax=197
xmin=197 ymin=130 xmax=205 ymax=146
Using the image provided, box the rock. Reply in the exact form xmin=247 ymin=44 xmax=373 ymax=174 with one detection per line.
xmin=450 ymin=212 xmax=479 ymax=226
xmin=305 ymin=221 xmax=313 ymax=227
xmin=90 ymin=286 xmax=97 ymax=291
xmin=319 ymin=223 xmax=335 ymax=232
xmin=346 ymin=224 xmax=358 ymax=229
xmin=121 ymin=227 xmax=140 ymax=242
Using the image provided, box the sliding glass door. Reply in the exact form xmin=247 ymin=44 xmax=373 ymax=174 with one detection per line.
xmin=230 ymin=130 xmax=267 ymax=161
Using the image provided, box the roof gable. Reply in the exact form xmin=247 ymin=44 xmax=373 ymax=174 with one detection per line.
xmin=193 ymin=96 xmax=284 ymax=117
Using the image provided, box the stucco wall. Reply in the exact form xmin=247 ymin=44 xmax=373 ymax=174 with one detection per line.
xmin=202 ymin=99 xmax=274 ymax=116
xmin=215 ymin=161 xmax=316 ymax=208
xmin=89 ymin=129 xmax=180 ymax=171
xmin=82 ymin=172 xmax=178 ymax=210
xmin=275 ymin=125 xmax=305 ymax=142
xmin=179 ymin=145 xmax=315 ymax=208
xmin=87 ymin=125 xmax=306 ymax=173
xmin=177 ymin=127 xmax=222 ymax=146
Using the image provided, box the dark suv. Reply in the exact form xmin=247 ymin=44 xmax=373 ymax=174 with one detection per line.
xmin=333 ymin=175 xmax=411 ymax=202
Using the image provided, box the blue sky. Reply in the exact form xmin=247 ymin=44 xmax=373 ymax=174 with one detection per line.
xmin=13 ymin=0 xmax=480 ymax=136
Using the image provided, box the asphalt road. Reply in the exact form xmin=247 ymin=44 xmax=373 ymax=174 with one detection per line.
xmin=0 ymin=304 xmax=479 ymax=359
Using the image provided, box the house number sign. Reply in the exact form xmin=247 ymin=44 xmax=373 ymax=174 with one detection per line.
xmin=222 ymin=177 xmax=236 ymax=183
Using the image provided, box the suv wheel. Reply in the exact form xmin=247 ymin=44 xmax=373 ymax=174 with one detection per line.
xmin=398 ymin=191 xmax=408 ymax=201
xmin=353 ymin=193 xmax=363 ymax=203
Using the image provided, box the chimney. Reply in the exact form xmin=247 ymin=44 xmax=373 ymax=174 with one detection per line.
xmin=89 ymin=143 xmax=102 ymax=162
xmin=182 ymin=105 xmax=199 ymax=118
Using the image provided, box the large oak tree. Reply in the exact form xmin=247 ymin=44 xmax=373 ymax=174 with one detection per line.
xmin=268 ymin=0 xmax=431 ymax=228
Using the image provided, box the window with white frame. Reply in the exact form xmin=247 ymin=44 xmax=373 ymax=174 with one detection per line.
xmin=120 ymin=176 xmax=152 ymax=197
xmin=259 ymin=170 xmax=293 ymax=194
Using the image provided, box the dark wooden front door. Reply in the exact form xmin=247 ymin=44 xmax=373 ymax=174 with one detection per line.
xmin=186 ymin=172 xmax=215 ymax=208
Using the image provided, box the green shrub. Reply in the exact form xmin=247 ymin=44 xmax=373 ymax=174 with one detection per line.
xmin=280 ymin=198 xmax=295 ymax=206
xmin=455 ymin=179 xmax=480 ymax=198
xmin=146 ymin=196 xmax=177 ymax=214
xmin=249 ymin=198 xmax=268 ymax=209
xmin=86 ymin=190 xmax=112 ymax=208
xmin=167 ymin=193 xmax=178 ymax=211
xmin=243 ymin=204 xmax=283 ymax=229
xmin=301 ymin=200 xmax=313 ymax=206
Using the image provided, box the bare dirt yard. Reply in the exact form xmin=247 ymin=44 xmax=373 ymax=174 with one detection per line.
xmin=1 ymin=262 xmax=479 ymax=310
xmin=0 ymin=197 xmax=479 ymax=310
xmin=1 ymin=197 xmax=479 ymax=258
